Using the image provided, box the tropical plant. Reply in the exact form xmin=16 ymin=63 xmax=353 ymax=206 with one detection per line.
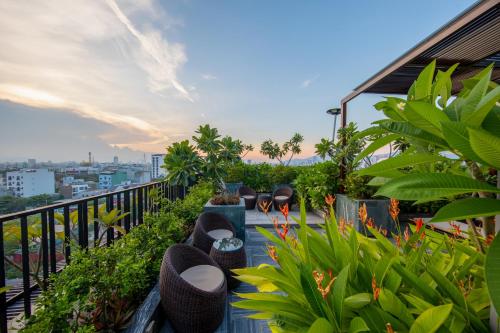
xmin=233 ymin=198 xmax=492 ymax=332
xmin=294 ymin=161 xmax=339 ymax=210
xmin=94 ymin=206 xmax=129 ymax=247
xmin=315 ymin=138 xmax=332 ymax=161
xmin=260 ymin=133 xmax=304 ymax=166
xmin=163 ymin=140 xmax=202 ymax=186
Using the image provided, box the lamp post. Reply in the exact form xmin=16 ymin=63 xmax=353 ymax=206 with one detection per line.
xmin=326 ymin=108 xmax=341 ymax=143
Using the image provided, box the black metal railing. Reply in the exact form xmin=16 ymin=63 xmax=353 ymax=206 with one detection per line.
xmin=0 ymin=181 xmax=185 ymax=332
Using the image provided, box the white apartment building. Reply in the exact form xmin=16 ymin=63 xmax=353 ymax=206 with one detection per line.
xmin=151 ymin=154 xmax=166 ymax=179
xmin=6 ymin=169 xmax=55 ymax=197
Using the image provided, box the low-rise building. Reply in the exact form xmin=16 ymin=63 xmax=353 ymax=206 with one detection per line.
xmin=98 ymin=171 xmax=128 ymax=189
xmin=6 ymin=169 xmax=55 ymax=197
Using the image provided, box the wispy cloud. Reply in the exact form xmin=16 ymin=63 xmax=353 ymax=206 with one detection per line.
xmin=301 ymin=75 xmax=320 ymax=88
xmin=0 ymin=0 xmax=194 ymax=153
xmin=201 ymin=73 xmax=217 ymax=80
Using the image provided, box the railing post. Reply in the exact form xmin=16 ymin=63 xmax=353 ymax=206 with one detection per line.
xmin=41 ymin=211 xmax=49 ymax=283
xmin=124 ymin=190 xmax=131 ymax=233
xmin=82 ymin=201 xmax=88 ymax=248
xmin=93 ymin=199 xmax=99 ymax=247
xmin=77 ymin=203 xmax=84 ymax=247
xmin=132 ymin=190 xmax=137 ymax=227
xmin=48 ymin=210 xmax=56 ymax=273
xmin=20 ymin=216 xmax=31 ymax=318
xmin=0 ymin=222 xmax=7 ymax=333
xmin=138 ymin=188 xmax=143 ymax=224
xmin=106 ymin=195 xmax=114 ymax=245
xmin=63 ymin=206 xmax=71 ymax=264
xmin=144 ymin=186 xmax=149 ymax=213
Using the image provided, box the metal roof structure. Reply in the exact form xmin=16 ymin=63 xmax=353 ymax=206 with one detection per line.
xmin=340 ymin=0 xmax=500 ymax=126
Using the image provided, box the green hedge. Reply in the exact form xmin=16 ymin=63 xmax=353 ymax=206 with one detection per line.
xmin=22 ymin=182 xmax=214 ymax=332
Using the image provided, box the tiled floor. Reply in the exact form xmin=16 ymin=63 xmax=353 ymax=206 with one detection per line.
xmin=245 ymin=206 xmax=324 ymax=225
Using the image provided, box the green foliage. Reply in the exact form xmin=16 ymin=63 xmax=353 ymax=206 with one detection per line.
xmin=485 ymin=232 xmax=500 ymax=316
xmin=343 ymin=173 xmax=375 ymax=200
xmin=224 ymin=162 xmax=296 ymax=193
xmin=22 ymin=182 xmax=212 ymax=332
xmin=233 ymin=201 xmax=491 ymax=332
xmin=294 ymin=161 xmax=339 ymax=210
xmin=260 ymin=133 xmax=304 ymax=166
xmin=163 ymin=140 xmax=201 ymax=186
xmin=0 ymin=194 xmax=62 ymax=215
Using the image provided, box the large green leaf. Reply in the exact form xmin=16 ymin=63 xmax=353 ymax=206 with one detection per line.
xmin=357 ymin=152 xmax=448 ymax=177
xmin=300 ymin=264 xmax=329 ymax=319
xmin=378 ymin=288 xmax=414 ymax=327
xmin=414 ymin=60 xmax=436 ymax=100
xmin=432 ymin=64 xmax=458 ymax=107
xmin=460 ymin=67 xmax=493 ymax=124
xmin=376 ymin=173 xmax=500 ymax=201
xmin=354 ymin=134 xmax=400 ymax=164
xmin=485 ymin=231 xmax=500 ymax=316
xmin=469 ymin=127 xmax=500 ymax=169
xmin=348 ymin=317 xmax=370 ymax=333
xmin=409 ymin=304 xmax=453 ymax=333
xmin=344 ymin=293 xmax=371 ymax=309
xmin=440 ymin=121 xmax=486 ymax=164
xmin=332 ymin=265 xmax=350 ymax=326
xmin=351 ymin=126 xmax=386 ymax=141
xmin=430 ymin=198 xmax=500 ymax=222
xmin=404 ymin=101 xmax=449 ymax=138
xmin=380 ymin=121 xmax=448 ymax=148
xmin=464 ymin=85 xmax=500 ymax=127
xmin=307 ymin=317 xmax=333 ymax=333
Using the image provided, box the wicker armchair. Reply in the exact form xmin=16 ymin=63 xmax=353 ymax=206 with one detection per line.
xmin=159 ymin=244 xmax=227 ymax=333
xmin=272 ymin=185 xmax=294 ymax=210
xmin=238 ymin=186 xmax=257 ymax=210
xmin=193 ymin=212 xmax=236 ymax=253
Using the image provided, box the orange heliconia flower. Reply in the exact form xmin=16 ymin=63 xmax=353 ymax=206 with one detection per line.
xmin=267 ymin=244 xmax=278 ymax=262
xmin=279 ymin=203 xmax=289 ymax=221
xmin=379 ymin=227 xmax=388 ymax=237
xmin=394 ymin=235 xmax=401 ymax=248
xmin=271 ymin=216 xmax=279 ymax=229
xmin=339 ymin=217 xmax=346 ymax=234
xmin=359 ymin=203 xmax=368 ymax=225
xmin=259 ymin=200 xmax=271 ymax=215
xmin=389 ymin=198 xmax=400 ymax=221
xmin=366 ymin=217 xmax=375 ymax=228
xmin=273 ymin=217 xmax=289 ymax=241
xmin=372 ymin=275 xmax=381 ymax=300
xmin=486 ymin=234 xmax=495 ymax=245
xmin=450 ymin=222 xmax=462 ymax=237
xmin=414 ymin=218 xmax=426 ymax=239
xmin=404 ymin=225 xmax=410 ymax=242
xmin=386 ymin=323 xmax=394 ymax=333
xmin=325 ymin=194 xmax=335 ymax=207
xmin=313 ymin=269 xmax=336 ymax=299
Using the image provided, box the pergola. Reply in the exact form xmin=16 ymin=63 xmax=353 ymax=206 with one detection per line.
xmin=340 ymin=0 xmax=500 ymax=127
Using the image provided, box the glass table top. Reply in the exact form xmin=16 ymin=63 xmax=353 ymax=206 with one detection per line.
xmin=212 ymin=237 xmax=243 ymax=252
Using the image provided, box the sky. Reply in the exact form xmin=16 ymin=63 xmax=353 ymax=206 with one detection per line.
xmin=0 ymin=0 xmax=475 ymax=163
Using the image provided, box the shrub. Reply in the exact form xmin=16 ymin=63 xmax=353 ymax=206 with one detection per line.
xmin=224 ymin=163 xmax=299 ymax=193
xmin=210 ymin=194 xmax=240 ymax=205
xmin=294 ymin=161 xmax=339 ymax=210
xmin=343 ymin=173 xmax=375 ymax=199
xmin=22 ymin=181 xmax=213 ymax=332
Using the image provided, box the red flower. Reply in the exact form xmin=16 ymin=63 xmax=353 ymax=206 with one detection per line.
xmin=395 ymin=235 xmax=401 ymax=248
xmin=359 ymin=203 xmax=368 ymax=225
xmin=267 ymin=244 xmax=278 ymax=262
xmin=404 ymin=225 xmax=410 ymax=242
xmin=258 ymin=200 xmax=271 ymax=215
xmin=386 ymin=323 xmax=394 ymax=333
xmin=313 ymin=269 xmax=336 ymax=299
xmin=486 ymin=234 xmax=495 ymax=245
xmin=279 ymin=203 xmax=289 ymax=221
xmin=450 ymin=222 xmax=462 ymax=237
xmin=372 ymin=275 xmax=381 ymax=300
xmin=389 ymin=198 xmax=400 ymax=220
xmin=366 ymin=217 xmax=375 ymax=228
xmin=325 ymin=194 xmax=335 ymax=206
xmin=414 ymin=218 xmax=426 ymax=239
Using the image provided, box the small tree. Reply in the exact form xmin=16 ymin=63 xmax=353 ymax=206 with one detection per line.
xmin=163 ymin=140 xmax=202 ymax=187
xmin=260 ymin=133 xmax=304 ymax=166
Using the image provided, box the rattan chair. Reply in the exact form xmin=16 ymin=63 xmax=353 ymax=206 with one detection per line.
xmin=159 ymin=244 xmax=227 ymax=333
xmin=193 ymin=212 xmax=236 ymax=253
xmin=272 ymin=185 xmax=294 ymax=210
xmin=238 ymin=186 xmax=257 ymax=210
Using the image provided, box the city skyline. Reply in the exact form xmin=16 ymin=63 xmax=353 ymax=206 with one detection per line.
xmin=0 ymin=0 xmax=474 ymax=162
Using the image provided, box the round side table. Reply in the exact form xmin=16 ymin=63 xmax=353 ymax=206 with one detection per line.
xmin=209 ymin=238 xmax=246 ymax=290
xmin=257 ymin=193 xmax=272 ymax=212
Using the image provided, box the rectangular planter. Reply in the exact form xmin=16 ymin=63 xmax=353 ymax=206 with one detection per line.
xmin=335 ymin=194 xmax=395 ymax=235
xmin=204 ymin=198 xmax=246 ymax=241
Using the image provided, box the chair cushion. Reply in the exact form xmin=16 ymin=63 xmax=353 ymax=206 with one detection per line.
xmin=207 ymin=229 xmax=233 ymax=239
xmin=241 ymin=195 xmax=256 ymax=199
xmin=274 ymin=195 xmax=290 ymax=200
xmin=180 ymin=265 xmax=225 ymax=292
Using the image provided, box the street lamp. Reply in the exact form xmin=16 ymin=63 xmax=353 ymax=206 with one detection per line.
xmin=326 ymin=108 xmax=341 ymax=142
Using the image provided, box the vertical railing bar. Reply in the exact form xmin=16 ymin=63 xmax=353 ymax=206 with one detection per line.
xmin=63 ymin=206 xmax=71 ymax=264
xmin=138 ymin=187 xmax=143 ymax=224
xmin=40 ymin=211 xmax=49 ymax=282
xmin=106 ymin=195 xmax=114 ymax=245
xmin=82 ymin=201 xmax=88 ymax=249
xmin=48 ymin=210 xmax=56 ymax=273
xmin=20 ymin=216 xmax=31 ymax=318
xmin=77 ymin=203 xmax=84 ymax=247
xmin=116 ymin=193 xmax=122 ymax=239
xmin=0 ymin=221 xmax=7 ymax=333
xmin=124 ymin=190 xmax=131 ymax=233
xmin=132 ymin=189 xmax=137 ymax=227
xmin=144 ymin=186 xmax=148 ymax=214
xmin=93 ymin=199 xmax=99 ymax=248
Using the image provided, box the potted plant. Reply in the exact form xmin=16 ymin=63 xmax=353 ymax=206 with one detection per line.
xmin=204 ymin=193 xmax=246 ymax=241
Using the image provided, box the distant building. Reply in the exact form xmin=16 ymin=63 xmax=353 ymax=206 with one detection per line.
xmin=60 ymin=183 xmax=89 ymax=199
xmin=134 ymin=170 xmax=151 ymax=184
xmin=6 ymin=169 xmax=55 ymax=197
xmin=151 ymin=154 xmax=166 ymax=179
xmin=27 ymin=159 xmax=36 ymax=168
xmin=113 ymin=156 xmax=119 ymax=165
xmin=98 ymin=171 xmax=128 ymax=189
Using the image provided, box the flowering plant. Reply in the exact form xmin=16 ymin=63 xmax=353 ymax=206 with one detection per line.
xmin=232 ymin=197 xmax=491 ymax=332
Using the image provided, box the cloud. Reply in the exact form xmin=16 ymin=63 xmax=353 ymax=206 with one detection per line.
xmin=301 ymin=75 xmax=320 ymax=88
xmin=0 ymin=0 xmax=194 ymax=155
xmin=201 ymin=74 xmax=217 ymax=80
